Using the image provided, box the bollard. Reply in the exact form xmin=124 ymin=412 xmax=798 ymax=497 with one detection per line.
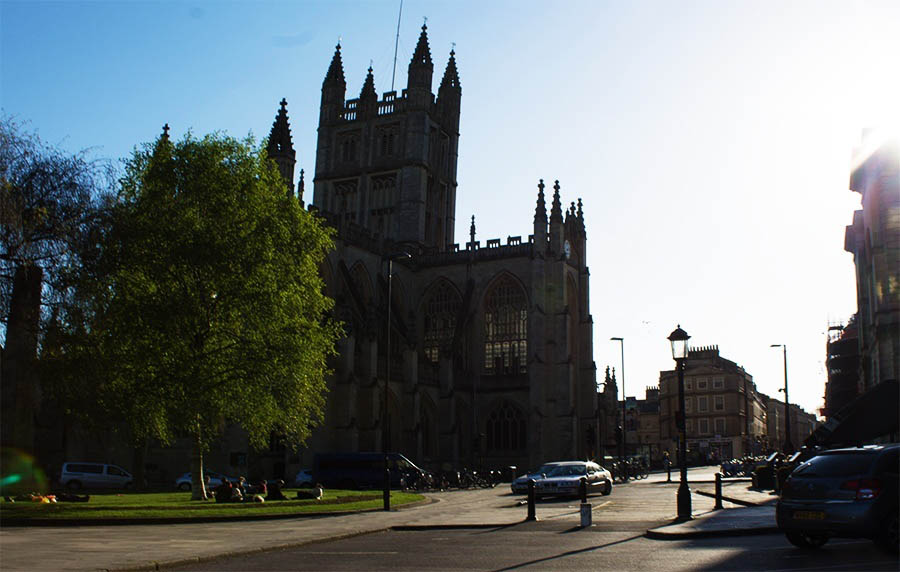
xmin=714 ymin=472 xmax=723 ymax=510
xmin=667 ymin=464 xmax=671 ymax=483
xmin=579 ymin=477 xmax=587 ymax=504
xmin=526 ymin=479 xmax=536 ymax=521
xmin=383 ymin=468 xmax=391 ymax=511
xmin=580 ymin=501 xmax=592 ymax=528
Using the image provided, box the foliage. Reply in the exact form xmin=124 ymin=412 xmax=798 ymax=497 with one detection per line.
xmin=0 ymin=116 xmax=111 ymax=337
xmin=48 ymin=131 xmax=340 ymax=455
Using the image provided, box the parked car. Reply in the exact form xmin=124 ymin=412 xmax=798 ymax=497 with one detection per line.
xmin=510 ymin=462 xmax=564 ymax=494
xmin=60 ymin=462 xmax=133 ymax=490
xmin=534 ymin=461 xmax=613 ymax=498
xmin=776 ymin=444 xmax=899 ymax=554
xmin=174 ymin=471 xmax=237 ymax=491
xmin=294 ymin=469 xmax=314 ymax=487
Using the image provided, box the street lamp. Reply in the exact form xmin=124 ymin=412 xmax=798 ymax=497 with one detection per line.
xmin=770 ymin=344 xmax=793 ymax=454
xmin=668 ymin=324 xmax=692 ymax=521
xmin=610 ymin=337 xmax=627 ymax=482
xmin=383 ymin=251 xmax=410 ymax=511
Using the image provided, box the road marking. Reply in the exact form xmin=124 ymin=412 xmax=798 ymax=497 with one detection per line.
xmin=304 ymin=551 xmax=399 ymax=555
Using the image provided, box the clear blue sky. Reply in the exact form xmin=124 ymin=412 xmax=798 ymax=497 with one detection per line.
xmin=3 ymin=0 xmax=899 ymax=416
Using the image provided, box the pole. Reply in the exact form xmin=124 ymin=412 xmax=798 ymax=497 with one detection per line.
xmin=611 ymin=337 xmax=627 ymax=482
xmin=383 ymin=258 xmax=393 ymax=511
xmin=676 ymin=357 xmax=692 ymax=520
xmin=390 ymin=0 xmax=403 ymax=92
xmin=782 ymin=345 xmax=793 ymax=454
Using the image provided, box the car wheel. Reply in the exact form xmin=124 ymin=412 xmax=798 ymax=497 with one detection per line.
xmin=785 ymin=530 xmax=829 ymax=549
xmin=601 ymin=480 xmax=612 ymax=496
xmin=875 ymin=511 xmax=899 ymax=555
xmin=66 ymin=480 xmax=82 ymax=491
xmin=178 ymin=483 xmax=191 ymax=492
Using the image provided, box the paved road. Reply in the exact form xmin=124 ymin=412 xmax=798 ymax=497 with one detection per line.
xmin=172 ymin=527 xmax=898 ymax=572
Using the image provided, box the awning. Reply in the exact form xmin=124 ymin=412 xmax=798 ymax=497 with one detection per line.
xmin=806 ymin=380 xmax=898 ymax=447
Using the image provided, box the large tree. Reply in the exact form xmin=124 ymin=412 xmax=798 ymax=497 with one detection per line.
xmin=0 ymin=117 xmax=110 ymax=453
xmin=52 ymin=130 xmax=339 ymax=499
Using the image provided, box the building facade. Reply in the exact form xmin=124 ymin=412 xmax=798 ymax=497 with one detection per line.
xmin=659 ymin=346 xmax=767 ymax=463
xmin=274 ymin=26 xmax=598 ymax=473
xmin=844 ymin=132 xmax=899 ymax=390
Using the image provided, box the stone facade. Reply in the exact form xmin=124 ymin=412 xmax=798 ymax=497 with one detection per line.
xmin=844 ymin=132 xmax=899 ymax=391
xmin=659 ymin=346 xmax=767 ymax=463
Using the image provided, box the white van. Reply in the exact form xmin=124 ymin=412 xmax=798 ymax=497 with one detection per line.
xmin=60 ymin=462 xmax=133 ymax=490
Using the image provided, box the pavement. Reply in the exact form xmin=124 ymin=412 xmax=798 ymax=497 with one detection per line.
xmin=0 ymin=469 xmax=780 ymax=571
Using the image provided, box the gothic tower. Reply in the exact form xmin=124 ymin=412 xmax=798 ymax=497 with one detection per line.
xmin=312 ymin=25 xmax=461 ymax=251
xmin=266 ymin=98 xmax=297 ymax=198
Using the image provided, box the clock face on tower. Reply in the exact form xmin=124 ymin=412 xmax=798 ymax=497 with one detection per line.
xmin=564 ymin=240 xmax=571 ymax=259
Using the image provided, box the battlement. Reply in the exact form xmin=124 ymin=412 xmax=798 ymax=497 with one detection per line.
xmin=341 ymin=90 xmax=422 ymax=122
xmin=688 ymin=345 xmax=720 ymax=357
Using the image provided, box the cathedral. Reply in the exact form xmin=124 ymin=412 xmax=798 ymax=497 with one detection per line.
xmin=267 ymin=25 xmax=599 ymax=473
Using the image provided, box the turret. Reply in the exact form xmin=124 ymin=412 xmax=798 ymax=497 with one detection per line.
xmin=320 ymin=43 xmax=346 ymax=125
xmin=436 ymin=48 xmax=461 ymax=129
xmin=533 ymin=179 xmax=547 ymax=252
xmin=266 ymin=98 xmax=296 ymax=197
xmin=406 ymin=23 xmax=434 ymax=108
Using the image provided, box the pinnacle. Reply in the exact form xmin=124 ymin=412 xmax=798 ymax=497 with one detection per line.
xmin=360 ymin=65 xmax=377 ymax=100
xmin=439 ymin=46 xmax=460 ymax=91
xmin=324 ymin=42 xmax=346 ymax=86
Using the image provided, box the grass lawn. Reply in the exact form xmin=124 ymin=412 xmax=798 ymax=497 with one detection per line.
xmin=0 ymin=489 xmax=424 ymax=522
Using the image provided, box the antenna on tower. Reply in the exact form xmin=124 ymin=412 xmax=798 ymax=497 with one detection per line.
xmin=390 ymin=0 xmax=403 ymax=92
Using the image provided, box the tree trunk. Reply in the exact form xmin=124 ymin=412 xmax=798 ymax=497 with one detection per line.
xmin=190 ymin=432 xmax=207 ymax=500
xmin=1 ymin=264 xmax=43 ymax=452
xmin=132 ymin=443 xmax=147 ymax=491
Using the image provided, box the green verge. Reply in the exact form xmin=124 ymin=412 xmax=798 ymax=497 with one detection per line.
xmin=0 ymin=490 xmax=424 ymax=522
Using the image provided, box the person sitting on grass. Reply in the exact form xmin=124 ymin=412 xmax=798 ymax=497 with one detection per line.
xmin=230 ymin=481 xmax=244 ymax=502
xmin=267 ymin=479 xmax=288 ymax=501
xmin=214 ymin=480 xmax=233 ymax=503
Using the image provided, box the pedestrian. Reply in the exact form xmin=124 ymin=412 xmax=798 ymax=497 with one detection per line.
xmin=267 ymin=479 xmax=288 ymax=501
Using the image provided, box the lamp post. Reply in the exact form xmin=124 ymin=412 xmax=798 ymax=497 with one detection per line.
xmin=770 ymin=344 xmax=793 ymax=454
xmin=610 ymin=337 xmax=627 ymax=481
xmin=383 ymin=251 xmax=410 ymax=511
xmin=668 ymin=325 xmax=692 ymax=521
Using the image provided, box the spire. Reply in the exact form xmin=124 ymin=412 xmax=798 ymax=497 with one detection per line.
xmin=360 ymin=65 xmax=377 ymax=101
xmin=577 ymin=197 xmax=583 ymax=220
xmin=407 ymin=22 xmax=434 ymax=101
xmin=439 ymin=47 xmax=460 ymax=92
xmin=534 ymin=179 xmax=547 ymax=225
xmin=266 ymin=99 xmax=296 ymax=196
xmin=409 ymin=22 xmax=433 ymax=70
xmin=550 ymin=180 xmax=563 ymax=223
xmin=298 ymin=168 xmax=305 ymax=205
xmin=161 ymin=123 xmax=170 ymax=141
xmin=469 ymin=215 xmax=476 ymax=247
xmin=324 ymin=42 xmax=346 ymax=87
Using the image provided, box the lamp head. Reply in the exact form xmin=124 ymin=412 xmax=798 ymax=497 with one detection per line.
xmin=668 ymin=325 xmax=690 ymax=360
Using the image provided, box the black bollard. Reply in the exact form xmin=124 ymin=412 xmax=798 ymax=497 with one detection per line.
xmin=714 ymin=472 xmax=723 ymax=510
xmin=526 ymin=479 xmax=536 ymax=521
xmin=667 ymin=463 xmax=672 ymax=483
xmin=383 ymin=468 xmax=391 ymax=511
xmin=579 ymin=477 xmax=587 ymax=504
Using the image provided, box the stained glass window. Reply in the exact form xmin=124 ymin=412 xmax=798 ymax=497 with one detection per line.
xmin=484 ymin=276 xmax=527 ymax=375
xmin=423 ymin=280 xmax=460 ymax=363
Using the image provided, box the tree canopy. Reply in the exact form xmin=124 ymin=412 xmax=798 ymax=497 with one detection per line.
xmin=49 ymin=131 xmax=339 ymax=495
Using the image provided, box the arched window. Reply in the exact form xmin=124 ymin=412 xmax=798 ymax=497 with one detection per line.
xmin=486 ymin=400 xmax=527 ymax=452
xmin=483 ymin=275 xmax=528 ymax=375
xmin=423 ymin=280 xmax=460 ymax=363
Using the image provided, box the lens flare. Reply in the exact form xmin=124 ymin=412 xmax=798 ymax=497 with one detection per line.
xmin=0 ymin=448 xmax=48 ymax=495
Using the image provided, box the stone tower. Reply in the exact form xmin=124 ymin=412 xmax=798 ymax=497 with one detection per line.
xmin=312 ymin=24 xmax=461 ymax=251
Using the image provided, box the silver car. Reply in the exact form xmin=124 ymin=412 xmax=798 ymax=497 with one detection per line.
xmin=535 ymin=461 xmax=613 ymax=498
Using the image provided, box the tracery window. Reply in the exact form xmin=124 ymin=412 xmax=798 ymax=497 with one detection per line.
xmin=423 ymin=280 xmax=460 ymax=363
xmin=483 ymin=275 xmax=528 ymax=375
xmin=486 ymin=400 xmax=527 ymax=451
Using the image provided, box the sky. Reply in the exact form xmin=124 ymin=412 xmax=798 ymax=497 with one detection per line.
xmin=3 ymin=0 xmax=899 ymax=417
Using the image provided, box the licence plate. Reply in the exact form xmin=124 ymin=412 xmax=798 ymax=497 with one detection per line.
xmin=793 ymin=510 xmax=825 ymax=520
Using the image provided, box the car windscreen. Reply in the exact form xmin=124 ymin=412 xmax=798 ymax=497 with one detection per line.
xmin=793 ymin=452 xmax=876 ymax=477
xmin=547 ymin=465 xmax=587 ymax=477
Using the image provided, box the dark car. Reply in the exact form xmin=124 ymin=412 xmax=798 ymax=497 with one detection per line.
xmin=776 ymin=444 xmax=898 ymax=554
